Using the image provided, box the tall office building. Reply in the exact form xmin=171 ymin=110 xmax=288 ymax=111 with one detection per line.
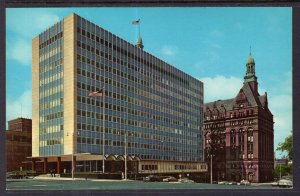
xmin=31 ymin=13 xmax=206 ymax=175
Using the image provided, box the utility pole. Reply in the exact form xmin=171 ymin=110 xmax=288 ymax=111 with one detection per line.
xmin=280 ymin=164 xmax=282 ymax=180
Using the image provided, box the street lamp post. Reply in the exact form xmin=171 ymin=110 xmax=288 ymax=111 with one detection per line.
xmin=210 ymin=154 xmax=213 ymax=184
xmin=67 ymin=132 xmax=75 ymax=180
xmin=124 ymin=132 xmax=127 ymax=180
xmin=241 ymin=163 xmax=244 ymax=181
xmin=88 ymin=88 xmax=105 ymax=173
xmin=102 ymin=88 xmax=105 ymax=174
xmin=72 ymin=135 xmax=74 ymax=180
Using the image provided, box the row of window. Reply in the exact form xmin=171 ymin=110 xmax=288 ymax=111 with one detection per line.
xmin=76 ymin=97 xmax=196 ymax=129
xmin=40 ymin=111 xmax=63 ymax=122
xmin=39 ymin=31 xmax=63 ymax=49
xmin=229 ymin=119 xmax=254 ymax=126
xmin=141 ymin=165 xmax=158 ymax=170
xmin=39 ymin=44 xmax=63 ymax=63
xmin=174 ymin=164 xmax=198 ymax=170
xmin=204 ymin=122 xmax=225 ymax=129
xmin=39 ymin=84 xmax=63 ymax=100
xmin=77 ymin=121 xmax=198 ymax=141
xmin=205 ymin=109 xmax=254 ymax=121
xmin=40 ymin=98 xmax=63 ymax=111
xmin=77 ymin=137 xmax=196 ymax=153
xmin=39 ymin=139 xmax=62 ymax=146
xmin=76 ymin=54 xmax=200 ymax=104
xmin=40 ymin=124 xmax=63 ymax=134
xmin=76 ymin=27 xmax=191 ymax=86
xmin=230 ymin=110 xmax=254 ymax=118
xmin=77 ymin=81 xmax=198 ymax=118
xmin=76 ymin=41 xmax=201 ymax=99
xmin=40 ymin=58 xmax=63 ymax=74
xmin=229 ymin=162 xmax=255 ymax=169
xmin=77 ymin=116 xmax=197 ymax=143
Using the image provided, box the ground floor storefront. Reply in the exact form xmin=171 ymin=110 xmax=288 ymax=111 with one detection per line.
xmin=27 ymin=154 xmax=208 ymax=180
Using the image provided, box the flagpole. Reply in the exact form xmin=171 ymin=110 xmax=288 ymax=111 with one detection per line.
xmin=138 ymin=21 xmax=140 ymax=37
xmin=102 ymin=87 xmax=105 ymax=173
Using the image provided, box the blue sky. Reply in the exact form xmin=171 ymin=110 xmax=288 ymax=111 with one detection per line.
xmin=6 ymin=7 xmax=292 ymax=158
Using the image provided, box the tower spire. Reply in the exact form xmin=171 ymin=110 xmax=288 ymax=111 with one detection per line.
xmin=244 ymin=49 xmax=258 ymax=93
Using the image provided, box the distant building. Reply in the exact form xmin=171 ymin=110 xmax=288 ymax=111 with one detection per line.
xmin=31 ymin=13 xmax=206 ymax=175
xmin=203 ymin=53 xmax=274 ymax=183
xmin=274 ymin=158 xmax=288 ymax=168
xmin=6 ymin=118 xmax=32 ymax=172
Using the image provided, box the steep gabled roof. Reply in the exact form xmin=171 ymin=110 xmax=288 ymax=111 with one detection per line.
xmin=205 ymin=82 xmax=268 ymax=111
xmin=205 ymin=98 xmax=234 ymax=111
xmin=233 ymin=82 xmax=261 ymax=107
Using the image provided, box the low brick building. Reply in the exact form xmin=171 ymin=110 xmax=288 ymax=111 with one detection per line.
xmin=6 ymin=118 xmax=32 ymax=172
xmin=203 ymin=53 xmax=274 ymax=183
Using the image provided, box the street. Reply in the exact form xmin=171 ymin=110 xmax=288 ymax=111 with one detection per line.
xmin=6 ymin=178 xmax=287 ymax=190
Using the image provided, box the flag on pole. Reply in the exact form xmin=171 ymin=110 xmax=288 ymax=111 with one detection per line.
xmin=88 ymin=89 xmax=103 ymax=97
xmin=132 ymin=19 xmax=140 ymax=25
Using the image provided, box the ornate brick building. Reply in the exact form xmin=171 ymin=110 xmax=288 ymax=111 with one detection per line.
xmin=203 ymin=53 xmax=274 ymax=183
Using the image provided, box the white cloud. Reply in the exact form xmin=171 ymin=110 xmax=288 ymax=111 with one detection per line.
xmin=199 ymin=75 xmax=243 ymax=103
xmin=7 ymin=10 xmax=60 ymax=39
xmin=269 ymin=94 xmax=292 ymax=152
xmin=6 ymin=10 xmax=60 ymax=66
xmin=160 ymin=46 xmax=178 ymax=56
xmin=7 ymin=38 xmax=31 ymax=66
xmin=6 ymin=90 xmax=32 ymax=127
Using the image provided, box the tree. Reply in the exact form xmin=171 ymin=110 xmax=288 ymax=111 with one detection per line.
xmin=276 ymin=132 xmax=293 ymax=160
xmin=273 ymin=164 xmax=291 ymax=180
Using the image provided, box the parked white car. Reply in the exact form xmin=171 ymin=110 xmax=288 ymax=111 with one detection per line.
xmin=278 ymin=179 xmax=293 ymax=188
xmin=240 ymin=179 xmax=251 ymax=185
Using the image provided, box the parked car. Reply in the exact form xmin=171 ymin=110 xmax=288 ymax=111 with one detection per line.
xmin=240 ymin=179 xmax=251 ymax=186
xmin=178 ymin=178 xmax=195 ymax=183
xmin=278 ymin=179 xmax=293 ymax=188
xmin=143 ymin=175 xmax=161 ymax=182
xmin=228 ymin=181 xmax=237 ymax=185
xmin=6 ymin=172 xmax=24 ymax=179
xmin=217 ymin=181 xmax=227 ymax=185
xmin=162 ymin=176 xmax=177 ymax=182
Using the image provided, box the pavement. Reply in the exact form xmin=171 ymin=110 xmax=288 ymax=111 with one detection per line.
xmin=7 ymin=175 xmax=287 ymax=190
xmin=19 ymin=175 xmax=278 ymax=185
xmin=33 ymin=174 xmax=133 ymax=182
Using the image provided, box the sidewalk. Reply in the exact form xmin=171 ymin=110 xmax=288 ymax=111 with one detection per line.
xmin=33 ymin=175 xmax=134 ymax=182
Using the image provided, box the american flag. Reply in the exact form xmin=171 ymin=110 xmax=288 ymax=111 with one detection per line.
xmin=88 ymin=89 xmax=103 ymax=97
xmin=132 ymin=19 xmax=140 ymax=25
